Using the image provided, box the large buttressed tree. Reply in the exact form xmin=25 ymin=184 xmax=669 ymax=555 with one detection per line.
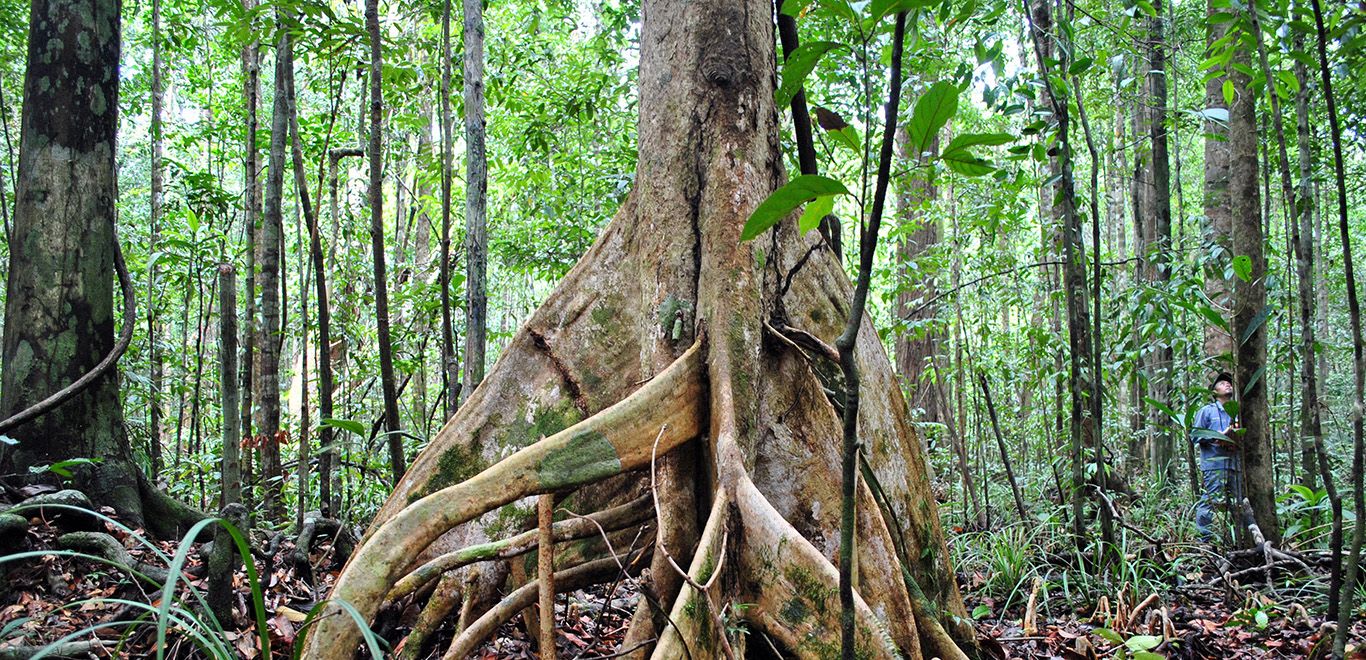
xmin=305 ymin=0 xmax=971 ymax=657
xmin=0 ymin=0 xmax=194 ymax=538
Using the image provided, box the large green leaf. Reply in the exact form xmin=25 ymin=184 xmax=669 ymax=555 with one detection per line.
xmin=943 ymin=132 xmax=1014 ymax=153
xmin=798 ymin=194 xmax=836 ymax=234
xmin=941 ymin=150 xmax=995 ymax=176
xmin=777 ymin=41 xmax=844 ymax=109
xmin=741 ymin=175 xmax=850 ymax=241
xmin=907 ymin=81 xmax=959 ymax=157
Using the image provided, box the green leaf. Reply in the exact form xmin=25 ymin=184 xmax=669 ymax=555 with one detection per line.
xmin=1222 ymin=399 xmax=1240 ymax=417
xmin=1254 ymin=610 xmax=1269 ymax=628
xmin=866 ymin=0 xmax=937 ymax=26
xmin=186 ymin=207 xmax=201 ymax=233
xmin=1095 ymin=628 xmax=1125 ymax=645
xmin=943 ymin=132 xmax=1014 ymax=152
xmin=1068 ymin=56 xmax=1094 ymax=75
xmin=1223 ymin=79 xmax=1235 ymax=106
xmin=941 ymin=152 xmax=995 ymax=176
xmin=908 ymin=81 xmax=959 ymax=157
xmin=830 ymin=125 xmax=862 ymax=153
xmin=741 ymin=175 xmax=851 ymax=241
xmin=320 ymin=417 xmax=367 ymax=436
xmin=798 ymin=194 xmax=836 ymax=234
xmin=1196 ymin=302 xmax=1230 ymax=332
xmin=1133 ymin=652 xmax=1165 ymax=660
xmin=1125 ymin=635 xmax=1163 ymax=652
xmin=777 ymin=41 xmax=843 ymax=109
xmin=971 ymin=604 xmax=992 ymax=619
xmin=1232 ymin=254 xmax=1253 ymax=282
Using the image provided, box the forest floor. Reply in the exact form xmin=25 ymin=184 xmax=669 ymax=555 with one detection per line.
xmin=1 ymin=506 xmax=1363 ymax=659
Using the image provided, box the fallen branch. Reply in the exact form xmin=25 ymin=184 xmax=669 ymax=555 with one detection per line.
xmin=0 ymin=641 xmax=113 ymax=660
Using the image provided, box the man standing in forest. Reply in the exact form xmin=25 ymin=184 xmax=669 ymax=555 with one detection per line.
xmin=1192 ymin=371 xmax=1242 ymax=541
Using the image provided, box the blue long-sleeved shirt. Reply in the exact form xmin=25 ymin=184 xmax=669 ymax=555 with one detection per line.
xmin=1191 ymin=400 xmax=1237 ymax=466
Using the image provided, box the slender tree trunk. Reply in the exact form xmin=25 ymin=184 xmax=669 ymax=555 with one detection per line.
xmin=1226 ymin=36 xmax=1278 ymax=545
xmin=367 ymin=0 xmax=405 ymax=482
xmin=1202 ymin=1 xmax=1233 ymax=361
xmin=1308 ymin=0 xmax=1365 ymax=652
xmin=295 ymin=74 xmax=339 ymax=520
xmin=147 ymin=0 xmax=165 ymax=476
xmin=219 ymin=265 xmax=242 ymax=508
xmin=257 ymin=29 xmax=290 ymax=519
xmin=1138 ymin=1 xmax=1174 ymax=486
xmin=207 ymin=263 xmax=241 ymax=622
xmin=239 ymin=0 xmax=260 ymax=514
xmin=1027 ymin=0 xmax=1090 ymax=552
xmin=461 ymin=0 xmax=488 ymax=401
xmin=439 ymin=0 xmax=460 ymax=419
xmin=979 ymin=372 xmax=1027 ymax=520
xmin=1290 ymin=34 xmax=1320 ymax=492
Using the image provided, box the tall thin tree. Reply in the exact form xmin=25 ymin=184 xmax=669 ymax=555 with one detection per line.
xmin=367 ymin=0 xmax=406 ymax=481
xmin=461 ymin=0 xmax=488 ymax=401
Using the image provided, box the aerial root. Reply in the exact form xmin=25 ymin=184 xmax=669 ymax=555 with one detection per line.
xmin=440 ymin=548 xmax=649 ymax=660
xmin=385 ymin=494 xmax=653 ymax=603
xmin=303 ymin=341 xmax=705 ymax=659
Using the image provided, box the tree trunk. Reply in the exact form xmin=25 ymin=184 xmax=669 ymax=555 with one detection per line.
xmin=1226 ymin=40 xmax=1279 ymax=545
xmin=237 ymin=0 xmax=260 ymax=516
xmin=303 ymin=1 xmax=972 ymax=657
xmin=293 ymin=64 xmax=338 ymax=520
xmin=0 ymin=0 xmax=196 ymax=540
xmin=1202 ymin=0 xmax=1233 ymax=361
xmin=461 ymin=0 xmax=488 ymax=402
xmin=1290 ymin=33 xmax=1321 ymax=492
xmin=366 ymin=0 xmax=405 ymax=483
xmin=257 ymin=30 xmax=289 ymax=519
xmin=147 ymin=0 xmax=165 ymax=476
xmin=1028 ymin=0 xmax=1092 ymax=551
xmin=439 ymin=0 xmax=460 ymax=419
xmin=1137 ymin=2 xmax=1174 ymax=486
xmin=894 ymin=128 xmax=940 ymax=418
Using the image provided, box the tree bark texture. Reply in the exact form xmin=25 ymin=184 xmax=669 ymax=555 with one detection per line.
xmin=367 ymin=0 xmax=405 ymax=482
xmin=1290 ymin=33 xmax=1320 ymax=492
xmin=461 ymin=0 xmax=489 ymax=401
xmin=238 ymin=0 xmax=260 ymax=514
xmin=1136 ymin=1 xmax=1174 ymax=485
xmin=304 ymin=1 xmax=970 ymax=657
xmin=0 ymin=0 xmax=140 ymax=523
xmin=439 ymin=0 xmax=459 ymax=419
xmin=894 ymin=127 xmax=940 ymax=418
xmin=257 ymin=30 xmax=289 ymax=518
xmin=1226 ymin=43 xmax=1279 ymax=544
xmin=1202 ymin=0 xmax=1233 ymax=361
xmin=147 ymin=0 xmax=165 ymax=475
